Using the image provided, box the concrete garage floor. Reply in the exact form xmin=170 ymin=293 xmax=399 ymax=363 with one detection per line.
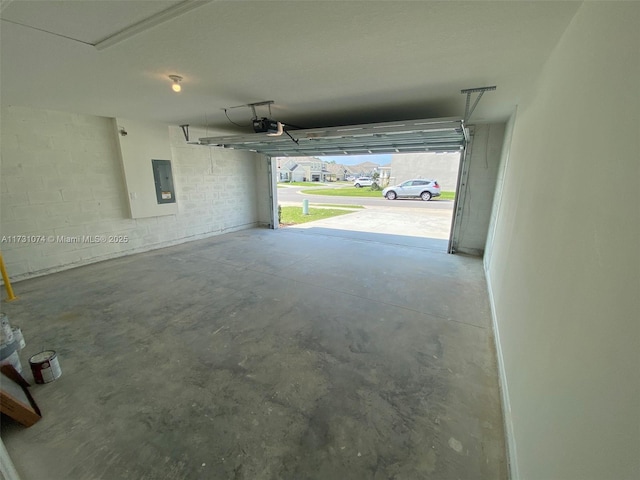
xmin=1 ymin=227 xmax=506 ymax=480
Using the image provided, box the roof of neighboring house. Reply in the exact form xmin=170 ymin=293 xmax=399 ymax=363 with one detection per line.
xmin=278 ymin=162 xmax=298 ymax=172
xmin=354 ymin=161 xmax=380 ymax=170
xmin=347 ymin=162 xmax=379 ymax=175
xmin=278 ymin=158 xmax=299 ymax=170
xmin=283 ymin=156 xmax=322 ymax=164
xmin=296 ymin=162 xmax=322 ymax=169
xmin=325 ymin=163 xmax=347 ymax=174
xmin=342 ymin=165 xmax=360 ymax=175
xmin=278 ymin=157 xmax=385 ymax=176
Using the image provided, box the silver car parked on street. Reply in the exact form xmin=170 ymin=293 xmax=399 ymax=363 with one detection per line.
xmin=353 ymin=177 xmax=374 ymax=188
xmin=382 ymin=179 xmax=441 ymax=201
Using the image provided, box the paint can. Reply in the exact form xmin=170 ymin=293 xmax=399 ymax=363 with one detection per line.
xmin=29 ymin=350 xmax=62 ymax=384
xmin=0 ymin=340 xmax=23 ymax=373
xmin=0 ymin=312 xmax=14 ymax=344
xmin=11 ymin=327 xmax=25 ymax=350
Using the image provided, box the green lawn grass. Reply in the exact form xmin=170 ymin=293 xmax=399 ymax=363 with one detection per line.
xmin=279 ymin=182 xmax=328 ymax=187
xmin=301 ymin=187 xmax=456 ymax=200
xmin=280 ymin=206 xmax=356 ymax=225
xmin=439 ymin=191 xmax=456 ymax=200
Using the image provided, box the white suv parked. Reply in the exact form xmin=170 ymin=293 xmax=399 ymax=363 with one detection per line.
xmin=382 ymin=179 xmax=441 ymax=201
xmin=353 ymin=177 xmax=374 ymax=188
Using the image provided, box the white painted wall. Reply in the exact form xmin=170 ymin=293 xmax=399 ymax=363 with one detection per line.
xmin=484 ymin=111 xmax=517 ymax=271
xmin=0 ymin=106 xmax=263 ymax=280
xmin=116 ymin=117 xmax=178 ymax=218
xmin=452 ymin=123 xmax=505 ymax=256
xmin=485 ymin=3 xmax=640 ymax=479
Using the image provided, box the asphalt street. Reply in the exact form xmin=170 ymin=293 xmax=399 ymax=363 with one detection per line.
xmin=276 ymin=184 xmax=455 ymax=210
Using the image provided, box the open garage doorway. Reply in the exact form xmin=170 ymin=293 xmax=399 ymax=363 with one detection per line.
xmin=199 ymin=118 xmax=507 ymax=256
xmin=274 ymin=151 xmax=462 ymax=252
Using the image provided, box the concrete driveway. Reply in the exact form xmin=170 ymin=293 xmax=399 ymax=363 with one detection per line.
xmin=281 ymin=189 xmax=455 ymax=250
xmin=289 ymin=206 xmax=451 ymax=237
xmin=287 ymin=208 xmax=452 ymax=251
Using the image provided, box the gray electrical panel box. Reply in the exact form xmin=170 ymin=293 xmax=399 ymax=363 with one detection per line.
xmin=152 ymin=159 xmax=176 ymax=204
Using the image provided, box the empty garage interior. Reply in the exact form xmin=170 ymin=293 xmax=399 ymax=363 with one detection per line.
xmin=1 ymin=2 xmax=638 ymax=479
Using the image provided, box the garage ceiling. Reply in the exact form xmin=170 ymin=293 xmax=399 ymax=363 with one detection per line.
xmin=0 ymin=1 xmax=581 ymax=132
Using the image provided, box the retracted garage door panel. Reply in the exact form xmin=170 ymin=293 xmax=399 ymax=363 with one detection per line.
xmin=198 ymin=118 xmax=466 ymax=157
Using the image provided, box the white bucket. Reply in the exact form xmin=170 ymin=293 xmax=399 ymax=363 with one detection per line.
xmin=0 ymin=313 xmax=14 ymax=344
xmin=0 ymin=349 xmax=23 ymax=373
xmin=11 ymin=327 xmax=25 ymax=350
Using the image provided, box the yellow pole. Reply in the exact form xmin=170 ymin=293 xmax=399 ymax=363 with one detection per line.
xmin=0 ymin=252 xmax=17 ymax=301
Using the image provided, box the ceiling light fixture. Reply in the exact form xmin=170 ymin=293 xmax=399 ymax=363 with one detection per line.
xmin=168 ymin=75 xmax=183 ymax=92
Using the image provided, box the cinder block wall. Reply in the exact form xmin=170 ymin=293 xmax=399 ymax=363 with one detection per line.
xmin=453 ymin=123 xmax=506 ymax=256
xmin=389 ymin=152 xmax=461 ymax=191
xmin=0 ymin=106 xmax=261 ymax=280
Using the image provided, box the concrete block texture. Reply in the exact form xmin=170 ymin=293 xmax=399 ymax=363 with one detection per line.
xmin=452 ymin=123 xmax=506 ymax=256
xmin=389 ymin=152 xmax=461 ymax=191
xmin=0 ymin=107 xmax=264 ymax=280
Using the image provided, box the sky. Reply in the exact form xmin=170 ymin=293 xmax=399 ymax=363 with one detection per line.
xmin=319 ymin=154 xmax=392 ymax=166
